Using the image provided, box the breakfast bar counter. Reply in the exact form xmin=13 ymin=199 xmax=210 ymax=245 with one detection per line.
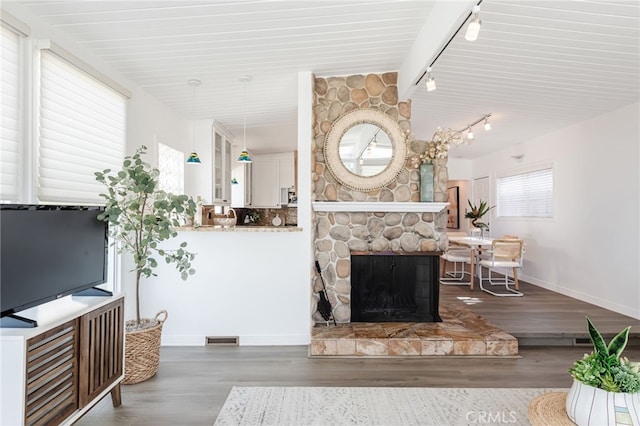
xmin=179 ymin=225 xmax=302 ymax=232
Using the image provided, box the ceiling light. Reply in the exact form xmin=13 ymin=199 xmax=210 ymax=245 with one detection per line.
xmin=425 ymin=67 xmax=436 ymax=92
xmin=465 ymin=6 xmax=481 ymax=42
xmin=186 ymin=79 xmax=201 ymax=164
xmin=237 ymin=76 xmax=252 ymax=163
xmin=454 ymin=114 xmax=492 ymax=142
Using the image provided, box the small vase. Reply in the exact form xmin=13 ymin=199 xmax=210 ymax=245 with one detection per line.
xmin=419 ymin=162 xmax=434 ymax=202
xmin=566 ymin=379 xmax=640 ymax=425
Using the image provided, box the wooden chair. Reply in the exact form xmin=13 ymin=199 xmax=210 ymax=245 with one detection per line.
xmin=477 ymin=239 xmax=525 ymax=296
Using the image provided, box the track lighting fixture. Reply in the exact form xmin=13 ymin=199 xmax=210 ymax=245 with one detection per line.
xmin=425 ymin=67 xmax=436 ymax=92
xmin=413 ymin=2 xmax=485 ymax=91
xmin=465 ymin=5 xmax=482 ymax=41
xmin=454 ymin=114 xmax=492 ymax=143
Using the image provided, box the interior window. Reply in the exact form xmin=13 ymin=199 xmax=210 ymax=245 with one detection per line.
xmin=497 ymin=167 xmax=553 ymax=218
xmin=158 ymin=142 xmax=184 ymax=195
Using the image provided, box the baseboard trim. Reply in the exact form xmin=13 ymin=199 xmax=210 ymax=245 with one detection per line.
xmin=161 ymin=334 xmax=311 ymax=346
xmin=520 ymin=274 xmax=640 ymax=320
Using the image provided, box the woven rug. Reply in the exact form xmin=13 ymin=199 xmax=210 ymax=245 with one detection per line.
xmin=214 ymin=386 xmax=568 ymax=426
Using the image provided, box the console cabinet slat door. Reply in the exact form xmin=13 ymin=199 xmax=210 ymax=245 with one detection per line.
xmin=78 ymin=298 xmax=124 ymax=408
xmin=25 ymin=319 xmax=79 ymax=426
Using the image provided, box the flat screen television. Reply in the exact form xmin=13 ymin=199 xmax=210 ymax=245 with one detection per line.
xmin=0 ymin=204 xmax=109 ymax=326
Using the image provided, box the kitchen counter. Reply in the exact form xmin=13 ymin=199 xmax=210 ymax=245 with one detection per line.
xmin=179 ymin=225 xmax=302 ymax=232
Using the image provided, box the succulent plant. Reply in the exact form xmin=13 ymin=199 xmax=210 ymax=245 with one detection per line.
xmin=569 ymin=317 xmax=640 ymax=393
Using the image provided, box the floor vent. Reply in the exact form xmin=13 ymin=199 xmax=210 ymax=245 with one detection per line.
xmin=206 ymin=336 xmax=239 ymax=346
xmin=574 ymin=337 xmax=591 ymax=346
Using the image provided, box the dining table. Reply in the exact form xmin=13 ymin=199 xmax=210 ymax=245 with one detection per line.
xmin=447 ymin=236 xmax=494 ymax=290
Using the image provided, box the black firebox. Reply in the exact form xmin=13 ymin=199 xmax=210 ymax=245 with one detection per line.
xmin=350 ymin=252 xmax=441 ymax=322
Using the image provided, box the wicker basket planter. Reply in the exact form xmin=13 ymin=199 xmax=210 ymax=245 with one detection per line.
xmin=123 ymin=310 xmax=167 ymax=385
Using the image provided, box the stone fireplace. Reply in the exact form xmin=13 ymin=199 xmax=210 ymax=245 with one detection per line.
xmin=311 ymin=72 xmax=450 ymax=324
xmin=308 ymin=73 xmax=518 ymax=358
xmin=312 ymin=202 xmax=448 ymax=323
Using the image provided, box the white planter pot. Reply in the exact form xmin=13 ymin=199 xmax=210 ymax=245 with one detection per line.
xmin=566 ymin=379 xmax=640 ymax=425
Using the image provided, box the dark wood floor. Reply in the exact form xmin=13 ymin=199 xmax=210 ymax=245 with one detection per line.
xmin=439 ymin=280 xmax=640 ymax=340
xmin=78 ymin=283 xmax=640 ymax=425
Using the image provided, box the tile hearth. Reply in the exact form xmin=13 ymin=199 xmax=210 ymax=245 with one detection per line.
xmin=309 ymin=304 xmax=518 ymax=357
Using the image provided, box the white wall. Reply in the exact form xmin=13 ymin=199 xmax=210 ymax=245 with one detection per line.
xmin=126 ymin=87 xmax=190 ymax=163
xmin=471 ymin=102 xmax=640 ymax=319
xmin=133 ymin=73 xmax=315 ymax=346
xmin=447 ymin=157 xmax=473 ymax=181
xmin=138 ymin=230 xmax=311 ymax=346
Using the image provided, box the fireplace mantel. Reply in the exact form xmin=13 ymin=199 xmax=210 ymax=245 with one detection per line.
xmin=312 ymin=201 xmax=449 ymax=213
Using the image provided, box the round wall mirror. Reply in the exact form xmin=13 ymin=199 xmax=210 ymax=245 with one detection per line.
xmin=324 ymin=109 xmax=407 ymax=192
xmin=339 ymin=123 xmax=393 ymax=177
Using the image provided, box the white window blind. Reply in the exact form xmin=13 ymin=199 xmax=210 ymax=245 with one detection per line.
xmin=497 ymin=167 xmax=553 ymax=218
xmin=1 ymin=25 xmax=21 ymax=201
xmin=158 ymin=142 xmax=184 ymax=195
xmin=38 ymin=50 xmax=126 ymax=204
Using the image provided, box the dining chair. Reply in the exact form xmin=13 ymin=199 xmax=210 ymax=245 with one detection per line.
xmin=477 ymin=239 xmax=525 ymax=296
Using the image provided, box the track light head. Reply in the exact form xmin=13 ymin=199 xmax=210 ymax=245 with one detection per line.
xmin=426 ymin=76 xmax=436 ymax=92
xmin=483 ymin=118 xmax=491 ymax=131
xmin=467 ymin=128 xmax=474 ymax=140
xmin=465 ymin=5 xmax=481 ymax=41
xmin=425 ymin=67 xmax=436 ymax=92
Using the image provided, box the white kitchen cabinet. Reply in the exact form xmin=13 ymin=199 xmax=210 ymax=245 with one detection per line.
xmin=250 ymin=152 xmax=296 ymax=208
xmin=250 ymin=157 xmax=280 ymax=208
xmin=278 ymin=152 xmax=295 ymax=189
xmin=212 ymin=125 xmax=233 ymax=204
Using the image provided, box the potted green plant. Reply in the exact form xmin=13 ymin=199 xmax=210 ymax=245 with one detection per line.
xmin=566 ymin=317 xmax=640 ymax=425
xmin=464 ymin=199 xmax=494 ymax=229
xmin=95 ymin=145 xmax=196 ymax=384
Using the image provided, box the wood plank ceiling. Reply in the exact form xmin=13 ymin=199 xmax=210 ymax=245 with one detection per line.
xmin=10 ymin=0 xmax=640 ymax=157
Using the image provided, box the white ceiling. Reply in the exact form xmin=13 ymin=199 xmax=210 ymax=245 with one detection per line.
xmin=7 ymin=0 xmax=640 ymax=157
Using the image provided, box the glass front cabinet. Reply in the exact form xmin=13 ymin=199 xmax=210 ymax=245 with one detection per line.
xmin=212 ymin=124 xmax=233 ymax=204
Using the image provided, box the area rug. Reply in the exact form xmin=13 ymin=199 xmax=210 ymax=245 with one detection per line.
xmin=214 ymin=386 xmax=568 ymax=426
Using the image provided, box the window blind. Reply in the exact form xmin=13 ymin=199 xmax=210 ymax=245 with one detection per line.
xmin=1 ymin=25 xmax=20 ymax=201
xmin=38 ymin=50 xmax=126 ymax=204
xmin=497 ymin=167 xmax=553 ymax=218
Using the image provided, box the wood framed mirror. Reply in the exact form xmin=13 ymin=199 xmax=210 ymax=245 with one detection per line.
xmin=323 ymin=109 xmax=408 ymax=192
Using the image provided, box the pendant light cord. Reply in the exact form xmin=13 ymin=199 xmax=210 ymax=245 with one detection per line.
xmin=243 ymin=79 xmax=247 ymax=148
xmin=192 ymin=82 xmax=196 ymax=151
